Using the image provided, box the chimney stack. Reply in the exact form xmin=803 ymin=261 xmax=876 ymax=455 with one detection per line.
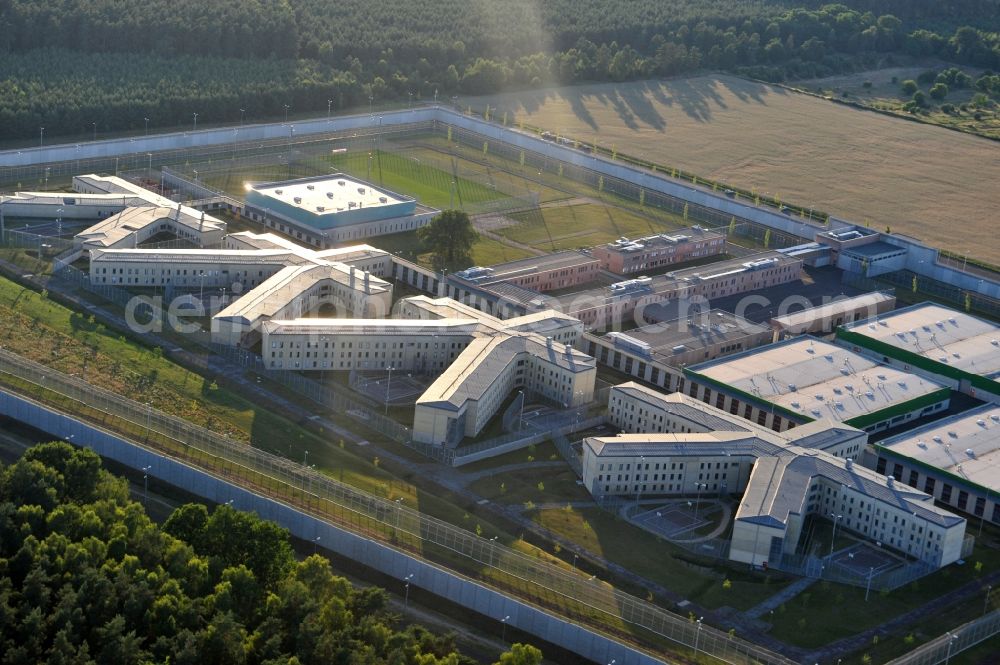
xmin=350 ymin=266 xmax=356 ymax=289
xmin=364 ymin=271 xmax=370 ymax=294
xmin=846 ymin=458 xmax=853 ymax=470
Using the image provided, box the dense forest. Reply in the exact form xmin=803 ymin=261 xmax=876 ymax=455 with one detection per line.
xmin=0 ymin=442 xmax=539 ymax=664
xmin=0 ymin=0 xmax=999 ymax=141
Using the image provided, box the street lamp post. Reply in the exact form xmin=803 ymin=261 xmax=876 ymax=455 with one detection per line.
xmin=142 ymin=465 xmax=152 ymax=506
xmin=240 ymin=108 xmax=245 ymax=126
xmin=327 ymin=99 xmax=332 ymax=120
xmin=283 ymin=104 xmax=290 ymax=124
xmin=694 ymin=617 xmax=704 ymax=654
xmin=313 ymin=536 xmax=321 ymax=554
xmin=944 ymin=633 xmax=958 ymax=665
xmin=517 ymin=389 xmax=525 ymax=430
xmin=303 ymin=450 xmax=309 ymax=467
xmin=144 ymin=117 xmax=149 ymax=135
xmin=39 ymin=127 xmax=44 ymax=148
xmin=865 ymin=566 xmax=874 ymax=601
xmin=385 ymin=366 xmax=394 ymax=415
xmin=830 ymin=514 xmax=843 ymax=557
xmin=404 ymin=573 xmax=414 ymax=606
xmin=501 ymin=615 xmax=511 ymax=643
xmin=92 ymin=122 xmax=97 ymax=142
xmin=693 ymin=482 xmax=706 ymax=522
xmin=192 ymin=112 xmax=198 ymax=131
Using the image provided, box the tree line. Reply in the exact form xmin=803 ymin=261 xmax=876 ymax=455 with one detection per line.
xmin=1 ymin=1 xmax=999 ymax=141
xmin=0 ymin=441 xmax=543 ymax=665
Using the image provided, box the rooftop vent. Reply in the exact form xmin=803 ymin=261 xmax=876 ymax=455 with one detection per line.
xmin=835 ymin=401 xmax=844 ymax=409
xmin=811 ymin=409 xmax=822 ymax=417
xmin=815 ymin=394 xmax=824 ymax=401
xmin=917 ymin=440 xmax=927 ymax=449
xmin=992 ymin=414 xmax=1000 ymax=423
xmin=966 ymin=448 xmax=976 ymax=458
xmin=953 ymin=352 xmax=961 ymax=359
xmin=833 ymin=387 xmax=843 ymax=394
xmin=887 ymin=476 xmax=894 ymax=488
xmin=275 ymin=189 xmax=283 ymax=195
xmin=326 ymin=192 xmax=334 ymax=198
xmin=866 ymin=390 xmax=875 ymax=399
xmin=378 ymin=196 xmax=387 ymax=204
xmin=806 ymin=347 xmax=816 ymax=354
xmin=306 ymin=184 xmax=314 ymax=190
xmin=846 ymin=458 xmax=853 ymax=470
xmin=788 ymin=384 xmax=797 ymax=392
xmin=824 ymin=354 xmax=834 ymax=361
xmin=869 ymin=323 xmax=877 ymax=330
xmin=791 ymin=401 xmax=801 ymax=408
xmin=357 ymin=187 xmax=366 ymax=194
xmin=933 ymin=435 xmax=943 ymax=443
xmin=877 ymin=374 xmax=887 ymax=381
xmin=992 ymin=339 xmax=999 ymax=346
xmin=293 ymin=196 xmax=301 ymax=204
xmin=338 ymin=180 xmax=345 ymax=186
xmin=948 ymin=431 xmax=958 ymax=438
xmin=841 ymin=368 xmax=850 ymax=375
xmin=316 ymin=206 xmax=325 ymax=212
xmin=879 ymin=320 xmax=889 ymax=327
xmin=949 ymin=317 xmax=957 ymax=324
xmin=845 ymin=384 xmax=854 ymax=392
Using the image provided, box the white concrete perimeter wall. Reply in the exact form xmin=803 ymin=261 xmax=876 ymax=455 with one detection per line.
xmin=0 ymin=387 xmax=664 ymax=665
xmin=4 ymin=104 xmax=995 ymax=297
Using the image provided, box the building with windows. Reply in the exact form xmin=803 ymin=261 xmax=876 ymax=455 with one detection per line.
xmin=837 ymin=302 xmax=1000 ymax=402
xmin=243 ymin=174 xmax=438 ymax=246
xmin=684 ymin=336 xmax=951 ymax=433
xmin=769 ymin=292 xmax=896 ymax=342
xmin=74 ymin=205 xmax=226 ymax=250
xmin=261 ymin=296 xmax=594 ymax=447
xmin=580 ymin=309 xmax=771 ymax=391
xmin=872 ymin=404 xmax=1000 ymax=525
xmin=591 ymin=227 xmax=726 ymax=275
xmin=583 ymin=383 xmax=966 ymax=568
xmin=88 ymin=233 xmax=393 ymax=347
xmin=563 ymin=252 xmax=802 ymax=330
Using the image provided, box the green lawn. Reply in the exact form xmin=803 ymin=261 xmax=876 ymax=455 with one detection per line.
xmin=366 ymin=229 xmax=533 ymax=270
xmin=533 ymin=507 xmax=789 ymax=612
xmin=501 ymin=202 xmax=687 ymax=252
xmin=768 ymin=536 xmax=1000 ymax=650
xmin=325 ymin=149 xmax=508 ymax=211
xmin=469 ymin=463 xmax=591 ymax=506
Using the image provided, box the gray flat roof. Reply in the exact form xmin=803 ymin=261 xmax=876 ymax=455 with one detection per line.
xmin=562 ymin=251 xmax=799 ymax=306
xmin=879 ymin=404 xmax=1000 ymax=493
xmin=840 ymin=302 xmax=1000 ymax=381
xmin=771 ymin=292 xmax=895 ymax=329
xmin=842 ymin=241 xmax=907 ymax=258
xmin=689 ymin=337 xmax=949 ymax=423
xmin=600 ymin=309 xmax=768 ymax=360
xmin=251 ymin=174 xmax=408 ymax=216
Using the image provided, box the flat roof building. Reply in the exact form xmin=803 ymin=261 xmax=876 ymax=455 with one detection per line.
xmin=837 ymin=302 xmax=1000 ymax=402
xmin=580 ymin=309 xmax=771 ymax=392
xmin=585 ymin=383 xmax=965 ymax=569
xmin=769 ymin=292 xmax=896 ymax=342
xmin=591 ymin=226 xmax=726 ymax=275
xmin=243 ymin=174 xmax=438 ymax=246
xmin=873 ymin=404 xmax=1000 ymax=525
xmin=447 ymin=250 xmax=600 ymax=296
xmin=562 ymin=251 xmax=802 ymax=330
xmin=685 ymin=336 xmax=951 ymax=433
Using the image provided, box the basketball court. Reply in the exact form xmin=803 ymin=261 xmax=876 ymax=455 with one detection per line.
xmin=829 ymin=542 xmax=903 ymax=577
xmin=352 ymin=371 xmax=429 ymax=406
xmin=632 ymin=502 xmax=710 ymax=540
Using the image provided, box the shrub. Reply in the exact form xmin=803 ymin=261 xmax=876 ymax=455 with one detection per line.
xmin=901 ymin=79 xmax=918 ymax=94
xmin=929 ymin=82 xmax=948 ymax=100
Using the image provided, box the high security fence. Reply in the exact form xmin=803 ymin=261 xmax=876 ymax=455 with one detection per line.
xmin=0 ymin=347 xmax=794 ymax=665
xmin=886 ymin=606 xmax=1000 ymax=665
xmin=844 ymin=270 xmax=1000 ymax=321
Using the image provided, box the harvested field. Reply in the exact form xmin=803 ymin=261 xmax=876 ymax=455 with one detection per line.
xmin=473 ymin=75 xmax=1000 ymax=264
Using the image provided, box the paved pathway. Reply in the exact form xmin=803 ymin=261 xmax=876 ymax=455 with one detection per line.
xmin=743 ymin=576 xmax=818 ymax=620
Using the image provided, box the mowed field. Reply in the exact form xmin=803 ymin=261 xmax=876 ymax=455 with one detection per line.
xmin=473 ymin=75 xmax=1000 ymax=264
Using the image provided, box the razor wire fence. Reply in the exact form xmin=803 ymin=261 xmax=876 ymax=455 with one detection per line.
xmin=0 ymin=346 xmax=794 ymax=665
